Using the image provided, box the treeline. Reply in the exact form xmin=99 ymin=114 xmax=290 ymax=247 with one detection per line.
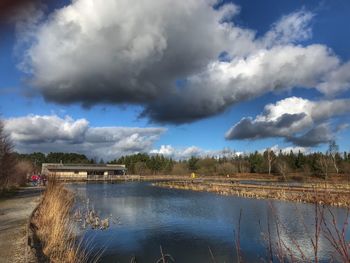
xmin=15 ymin=152 xmax=93 ymax=170
xmin=109 ymin=143 xmax=350 ymax=180
xmin=14 ymin=146 xmax=350 ymax=180
xmin=8 ymin=137 xmax=350 ymax=181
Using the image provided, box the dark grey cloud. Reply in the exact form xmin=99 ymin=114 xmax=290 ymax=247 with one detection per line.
xmin=17 ymin=1 xmax=350 ymax=123
xmin=225 ymin=113 xmax=306 ymax=140
xmin=225 ymin=97 xmax=350 ymax=147
xmin=286 ymin=125 xmax=333 ymax=147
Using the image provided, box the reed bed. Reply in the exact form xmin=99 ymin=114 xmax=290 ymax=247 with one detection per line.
xmin=154 ymin=181 xmax=350 ymax=207
xmin=30 ymin=180 xmax=88 ymax=263
xmin=301 ymin=182 xmax=350 ymax=190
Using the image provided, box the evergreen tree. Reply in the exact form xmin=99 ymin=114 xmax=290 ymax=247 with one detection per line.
xmin=188 ymin=156 xmax=199 ymax=171
xmin=249 ymin=151 xmax=264 ymax=173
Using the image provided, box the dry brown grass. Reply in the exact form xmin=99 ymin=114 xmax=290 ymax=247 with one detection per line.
xmin=31 ymin=180 xmax=87 ymax=263
xmin=154 ymin=181 xmax=350 ymax=207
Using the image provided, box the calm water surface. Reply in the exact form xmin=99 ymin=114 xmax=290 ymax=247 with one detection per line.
xmin=70 ymin=182 xmax=349 ymax=263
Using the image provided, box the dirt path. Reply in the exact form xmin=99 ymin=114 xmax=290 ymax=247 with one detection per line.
xmin=0 ymin=187 xmax=43 ymax=263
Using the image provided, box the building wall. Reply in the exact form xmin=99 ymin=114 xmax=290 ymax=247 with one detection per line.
xmin=47 ymin=170 xmax=125 ymax=180
xmin=79 ymin=171 xmax=88 ymax=177
xmin=48 ymin=171 xmax=88 ymax=179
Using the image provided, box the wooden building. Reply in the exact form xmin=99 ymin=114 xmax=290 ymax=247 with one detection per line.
xmin=41 ymin=163 xmax=127 ymax=180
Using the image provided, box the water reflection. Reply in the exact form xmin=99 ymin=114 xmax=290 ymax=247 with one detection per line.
xmin=69 ymin=182 xmax=349 ymax=263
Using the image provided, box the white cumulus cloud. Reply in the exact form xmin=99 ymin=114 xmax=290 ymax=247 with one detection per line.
xmin=16 ymin=1 xmax=350 ymax=123
xmin=150 ymin=145 xmax=242 ymax=160
xmin=4 ymin=115 xmax=166 ymax=160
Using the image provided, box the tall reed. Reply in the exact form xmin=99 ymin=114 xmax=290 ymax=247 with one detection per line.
xmin=30 ymin=180 xmax=87 ymax=262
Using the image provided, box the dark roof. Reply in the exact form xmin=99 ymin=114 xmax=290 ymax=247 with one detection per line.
xmin=44 ymin=164 xmax=126 ymax=171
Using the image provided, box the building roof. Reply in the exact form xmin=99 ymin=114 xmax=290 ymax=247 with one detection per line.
xmin=42 ymin=163 xmax=126 ymax=171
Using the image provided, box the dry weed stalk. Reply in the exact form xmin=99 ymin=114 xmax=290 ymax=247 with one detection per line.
xmin=267 ymin=202 xmax=349 ymax=263
xmin=322 ymin=208 xmax=350 ymax=262
xmin=31 ymin=180 xmax=88 ymax=263
xmin=234 ymin=209 xmax=243 ymax=263
xmin=156 ymin=246 xmax=175 ymax=263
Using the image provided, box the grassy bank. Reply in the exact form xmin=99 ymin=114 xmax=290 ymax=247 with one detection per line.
xmin=154 ymin=181 xmax=350 ymax=207
xmin=30 ymin=181 xmax=87 ymax=262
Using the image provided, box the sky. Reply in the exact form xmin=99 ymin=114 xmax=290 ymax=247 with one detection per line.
xmin=1 ymin=0 xmax=350 ymax=160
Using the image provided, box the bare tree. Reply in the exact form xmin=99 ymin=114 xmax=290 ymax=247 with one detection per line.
xmin=266 ymin=148 xmax=276 ymax=176
xmin=0 ymin=120 xmax=17 ymax=190
xmin=276 ymin=154 xmax=289 ymax=181
xmin=318 ymin=153 xmax=330 ymax=180
xmin=134 ymin=161 xmax=147 ymax=176
xmin=328 ymin=140 xmax=339 ymax=174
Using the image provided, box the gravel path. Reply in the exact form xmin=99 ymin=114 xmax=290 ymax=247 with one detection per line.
xmin=0 ymin=187 xmax=43 ymax=263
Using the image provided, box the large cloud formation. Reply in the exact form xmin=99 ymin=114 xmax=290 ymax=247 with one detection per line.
xmin=3 ymin=114 xmax=248 ymax=160
xmin=4 ymin=115 xmax=166 ymax=159
xmin=19 ymin=1 xmax=350 ymax=123
xmin=225 ymin=97 xmax=350 ymax=146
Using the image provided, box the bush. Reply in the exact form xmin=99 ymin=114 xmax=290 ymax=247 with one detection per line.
xmin=171 ymin=163 xmax=188 ymax=175
xmin=217 ymin=162 xmax=237 ymax=176
xmin=14 ymin=160 xmax=34 ymax=186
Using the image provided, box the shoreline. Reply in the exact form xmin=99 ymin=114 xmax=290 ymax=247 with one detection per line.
xmin=56 ymin=174 xmax=350 ymax=207
xmin=51 ymin=173 xmax=350 ymax=183
xmin=153 ymin=180 xmax=350 ymax=207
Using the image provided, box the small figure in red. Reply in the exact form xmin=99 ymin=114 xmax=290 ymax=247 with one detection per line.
xmin=31 ymin=174 xmax=39 ymax=186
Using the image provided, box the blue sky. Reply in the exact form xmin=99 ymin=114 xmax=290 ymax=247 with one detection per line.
xmin=1 ymin=0 xmax=350 ymax=160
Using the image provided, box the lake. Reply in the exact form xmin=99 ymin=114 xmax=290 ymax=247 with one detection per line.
xmin=70 ymin=182 xmax=350 ymax=263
